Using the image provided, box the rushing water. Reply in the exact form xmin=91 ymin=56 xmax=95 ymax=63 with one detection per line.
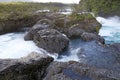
xmin=0 ymin=16 xmax=120 ymax=61
xmin=0 ymin=32 xmax=50 ymax=59
xmin=97 ymin=16 xmax=120 ymax=44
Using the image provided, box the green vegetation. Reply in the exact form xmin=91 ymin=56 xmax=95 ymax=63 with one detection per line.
xmin=0 ymin=2 xmax=69 ymax=21
xmin=79 ymin=0 xmax=120 ymax=16
xmin=0 ymin=2 xmax=71 ymax=34
xmin=69 ymin=12 xmax=94 ymax=21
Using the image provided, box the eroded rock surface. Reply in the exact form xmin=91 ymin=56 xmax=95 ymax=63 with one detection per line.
xmin=43 ymin=61 xmax=120 ymax=80
xmin=81 ymin=32 xmax=105 ymax=44
xmin=33 ymin=29 xmax=69 ymax=53
xmin=0 ymin=52 xmax=53 ymax=80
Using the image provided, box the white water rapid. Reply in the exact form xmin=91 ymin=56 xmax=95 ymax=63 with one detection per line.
xmin=97 ymin=16 xmax=120 ymax=44
xmin=0 ymin=32 xmax=55 ymax=59
xmin=0 ymin=16 xmax=120 ymax=60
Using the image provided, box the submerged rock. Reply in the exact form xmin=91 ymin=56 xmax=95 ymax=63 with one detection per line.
xmin=0 ymin=52 xmax=53 ymax=80
xmin=33 ymin=29 xmax=69 ymax=53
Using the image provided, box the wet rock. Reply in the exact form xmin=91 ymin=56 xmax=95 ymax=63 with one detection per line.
xmin=68 ymin=24 xmax=85 ymax=38
xmin=81 ymin=32 xmax=105 ymax=44
xmin=67 ymin=18 xmax=101 ymax=33
xmin=33 ymin=29 xmax=69 ymax=53
xmin=110 ymin=43 xmax=120 ymax=62
xmin=83 ymin=18 xmax=101 ymax=33
xmin=0 ymin=52 xmax=54 ymax=80
xmin=45 ymin=13 xmax=101 ymax=37
xmin=43 ymin=61 xmax=120 ymax=80
xmin=76 ymin=40 xmax=120 ymax=72
xmin=24 ymin=13 xmax=102 ymax=41
xmin=63 ymin=18 xmax=101 ymax=39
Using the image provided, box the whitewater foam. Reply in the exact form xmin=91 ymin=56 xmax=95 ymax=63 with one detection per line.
xmin=56 ymin=48 xmax=80 ymax=62
xmin=0 ymin=32 xmax=46 ymax=59
xmin=97 ymin=16 xmax=120 ymax=44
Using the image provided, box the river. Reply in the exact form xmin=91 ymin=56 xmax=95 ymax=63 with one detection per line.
xmin=0 ymin=16 xmax=120 ymax=61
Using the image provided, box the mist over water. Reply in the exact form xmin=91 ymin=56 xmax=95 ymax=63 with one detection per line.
xmin=97 ymin=16 xmax=120 ymax=44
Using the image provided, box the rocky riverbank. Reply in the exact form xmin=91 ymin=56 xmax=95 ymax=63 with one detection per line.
xmin=0 ymin=12 xmax=120 ymax=80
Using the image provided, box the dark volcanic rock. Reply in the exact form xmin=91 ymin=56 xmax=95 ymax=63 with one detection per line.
xmin=68 ymin=18 xmax=101 ymax=34
xmin=24 ymin=13 xmax=102 ymax=41
xmin=83 ymin=18 xmax=101 ymax=33
xmin=81 ymin=32 xmax=105 ymax=44
xmin=68 ymin=24 xmax=85 ymax=38
xmin=64 ymin=18 xmax=101 ymax=39
xmin=110 ymin=43 xmax=120 ymax=62
xmin=33 ymin=29 xmax=69 ymax=53
xmin=24 ymin=24 xmax=50 ymax=40
xmin=24 ymin=19 xmax=53 ymax=40
xmin=0 ymin=52 xmax=53 ymax=80
xmin=43 ymin=61 xmax=120 ymax=80
xmin=75 ymin=40 xmax=120 ymax=72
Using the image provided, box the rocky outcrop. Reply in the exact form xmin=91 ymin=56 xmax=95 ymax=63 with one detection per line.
xmin=76 ymin=18 xmax=101 ymax=33
xmin=33 ymin=29 xmax=69 ymax=53
xmin=43 ymin=61 xmax=120 ymax=80
xmin=24 ymin=13 xmax=101 ymax=39
xmin=67 ymin=19 xmax=101 ymax=38
xmin=0 ymin=52 xmax=53 ymax=80
xmin=24 ymin=24 xmax=49 ymax=40
xmin=81 ymin=32 xmax=105 ymax=44
xmin=68 ymin=24 xmax=85 ymax=38
xmin=0 ymin=13 xmax=46 ymax=35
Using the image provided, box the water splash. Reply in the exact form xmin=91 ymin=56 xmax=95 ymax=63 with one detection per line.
xmin=0 ymin=32 xmax=45 ymax=59
xmin=96 ymin=16 xmax=120 ymax=44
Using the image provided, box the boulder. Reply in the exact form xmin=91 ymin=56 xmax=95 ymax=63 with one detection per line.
xmin=0 ymin=52 xmax=53 ymax=80
xmin=66 ymin=15 xmax=101 ymax=34
xmin=81 ymin=32 xmax=105 ymax=44
xmin=24 ymin=13 xmax=102 ymax=40
xmin=83 ymin=18 xmax=101 ymax=33
xmin=43 ymin=61 xmax=120 ymax=80
xmin=33 ymin=29 xmax=69 ymax=53
xmin=68 ymin=24 xmax=85 ymax=38
xmin=24 ymin=19 xmax=53 ymax=40
xmin=24 ymin=24 xmax=50 ymax=40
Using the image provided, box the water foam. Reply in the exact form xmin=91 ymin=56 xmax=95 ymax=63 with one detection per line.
xmin=96 ymin=16 xmax=120 ymax=44
xmin=0 ymin=32 xmax=45 ymax=59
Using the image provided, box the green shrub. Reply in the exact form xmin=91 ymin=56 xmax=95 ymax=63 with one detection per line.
xmin=0 ymin=2 xmax=69 ymax=21
xmin=69 ymin=12 xmax=94 ymax=21
xmin=79 ymin=0 xmax=120 ymax=16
